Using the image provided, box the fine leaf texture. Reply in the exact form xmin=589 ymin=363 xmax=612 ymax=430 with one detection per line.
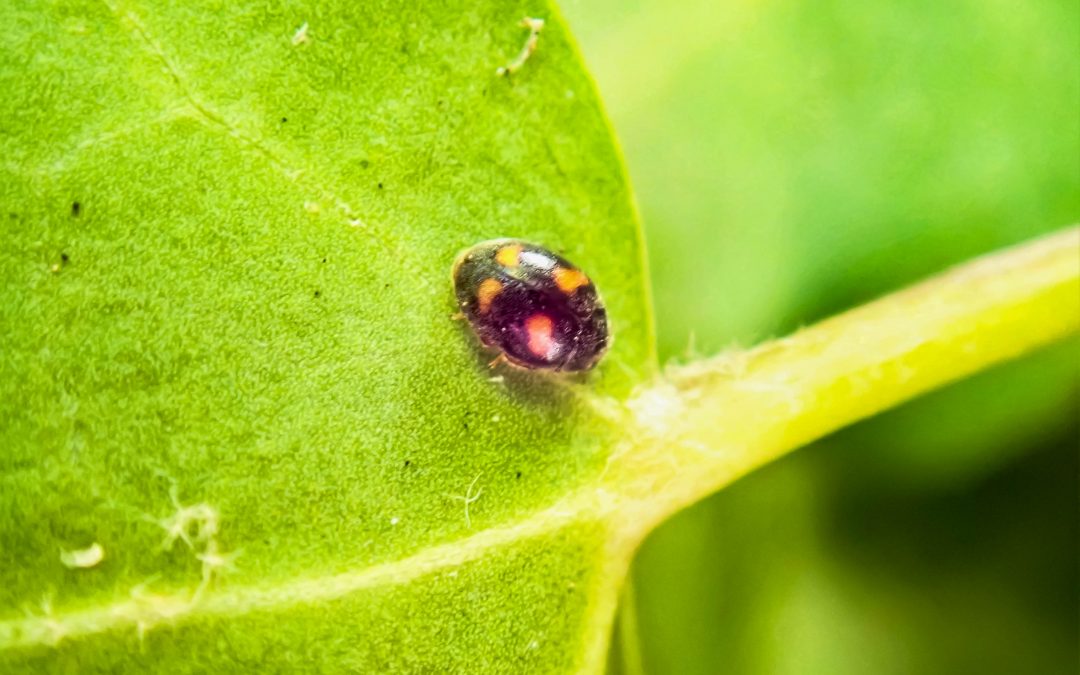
xmin=3 ymin=1 xmax=1079 ymax=674
xmin=0 ymin=0 xmax=652 ymax=672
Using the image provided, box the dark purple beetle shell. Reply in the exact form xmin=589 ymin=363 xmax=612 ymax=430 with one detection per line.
xmin=452 ymin=239 xmax=610 ymax=372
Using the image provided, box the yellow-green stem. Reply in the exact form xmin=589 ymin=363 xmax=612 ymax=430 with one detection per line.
xmin=610 ymin=226 xmax=1080 ymax=535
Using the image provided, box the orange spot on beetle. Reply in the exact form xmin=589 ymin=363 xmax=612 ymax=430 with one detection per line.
xmin=553 ymin=267 xmax=589 ymax=294
xmin=495 ymin=243 xmax=523 ymax=267
xmin=525 ymin=314 xmax=556 ymax=359
xmin=476 ymin=278 xmax=503 ymax=314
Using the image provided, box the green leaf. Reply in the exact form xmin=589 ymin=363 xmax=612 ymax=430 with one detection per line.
xmin=3 ymin=0 xmax=1078 ymax=673
xmin=1 ymin=0 xmax=652 ymax=671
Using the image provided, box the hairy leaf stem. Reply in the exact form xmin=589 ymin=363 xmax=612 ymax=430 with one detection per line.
xmin=610 ymin=226 xmax=1080 ymax=537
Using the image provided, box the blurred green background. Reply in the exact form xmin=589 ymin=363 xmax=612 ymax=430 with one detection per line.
xmin=561 ymin=0 xmax=1080 ymax=673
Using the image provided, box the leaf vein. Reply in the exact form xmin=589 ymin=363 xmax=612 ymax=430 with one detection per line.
xmin=97 ymin=0 xmax=416 ymax=271
xmin=0 ymin=490 xmax=613 ymax=650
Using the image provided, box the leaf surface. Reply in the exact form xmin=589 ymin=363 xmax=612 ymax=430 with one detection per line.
xmin=0 ymin=1 xmax=652 ymax=671
xmin=3 ymin=1 xmax=1078 ymax=673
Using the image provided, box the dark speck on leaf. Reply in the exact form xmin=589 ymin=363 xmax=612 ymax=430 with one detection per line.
xmin=384 ymin=283 xmax=390 ymax=289
xmin=281 ymin=117 xmax=288 ymax=123
xmin=322 ymin=257 xmax=327 ymax=263
xmin=60 ymin=252 xmax=69 ymax=263
xmin=515 ymin=471 xmax=522 ymax=479
xmin=359 ymin=159 xmax=370 ymax=169
xmin=70 ymin=201 xmax=81 ymax=217
xmin=313 ymin=290 xmax=321 ymax=298
xmin=377 ymin=182 xmax=383 ymax=190
xmin=404 ymin=460 xmax=411 ymax=468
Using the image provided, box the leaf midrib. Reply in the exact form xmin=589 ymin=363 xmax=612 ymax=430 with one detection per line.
xmin=4 ymin=226 xmax=1077 ymax=651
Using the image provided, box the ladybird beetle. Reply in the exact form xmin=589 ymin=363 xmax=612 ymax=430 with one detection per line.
xmin=452 ymin=239 xmax=610 ymax=372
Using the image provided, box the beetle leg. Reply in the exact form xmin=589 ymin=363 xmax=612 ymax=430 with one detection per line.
xmin=556 ymin=346 xmax=578 ymax=372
